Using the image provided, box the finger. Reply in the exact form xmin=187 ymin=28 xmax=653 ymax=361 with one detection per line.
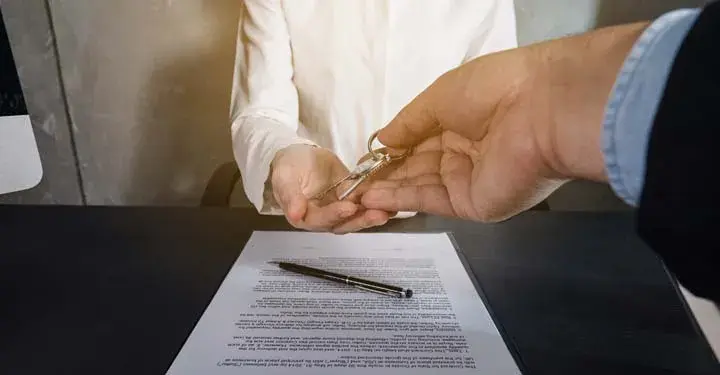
xmin=441 ymin=131 xmax=482 ymax=159
xmin=440 ymin=151 xmax=477 ymax=219
xmin=377 ymin=132 xmax=476 ymax=181
xmin=330 ymin=175 xmax=375 ymax=204
xmin=335 ymin=159 xmax=407 ymax=202
xmin=384 ymin=152 xmax=442 ymax=181
xmin=274 ymin=184 xmax=308 ymax=224
xmin=413 ymin=135 xmax=443 ymax=153
xmin=298 ymin=200 xmax=358 ymax=231
xmin=362 ymin=182 xmax=455 ymax=217
xmin=347 ymin=136 xmax=443 ymax=200
xmin=342 ymin=162 xmax=443 ymax=203
xmin=368 ymin=174 xmax=444 ymax=190
xmin=339 ymin=181 xmax=372 ymax=203
xmin=360 ymin=136 xmax=441 ymax=177
xmin=379 ymin=60 xmax=506 ymax=147
xmin=331 ymin=209 xmax=390 ymax=234
xmin=287 ymin=197 xmax=308 ymax=223
xmin=358 ymin=147 xmax=409 ymax=163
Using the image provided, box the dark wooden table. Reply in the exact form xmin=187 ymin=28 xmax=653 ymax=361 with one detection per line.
xmin=0 ymin=205 xmax=717 ymax=375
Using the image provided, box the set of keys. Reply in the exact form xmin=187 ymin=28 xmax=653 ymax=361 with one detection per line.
xmin=312 ymin=130 xmax=410 ymax=201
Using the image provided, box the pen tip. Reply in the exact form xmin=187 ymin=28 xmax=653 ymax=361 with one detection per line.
xmin=267 ymin=261 xmax=279 ymax=265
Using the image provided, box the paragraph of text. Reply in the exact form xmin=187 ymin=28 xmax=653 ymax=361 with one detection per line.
xmin=227 ymin=335 xmax=470 ymax=354
xmin=217 ymin=355 xmax=477 ymax=369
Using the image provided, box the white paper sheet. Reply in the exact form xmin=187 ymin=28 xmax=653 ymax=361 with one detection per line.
xmin=166 ymin=231 xmax=521 ymax=374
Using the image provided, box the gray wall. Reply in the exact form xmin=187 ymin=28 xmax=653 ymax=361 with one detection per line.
xmin=1 ymin=0 xmax=709 ymax=208
xmin=0 ymin=0 xmax=82 ymax=204
xmin=49 ymin=0 xmax=239 ymax=205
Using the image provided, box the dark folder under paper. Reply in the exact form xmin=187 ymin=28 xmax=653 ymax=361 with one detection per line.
xmin=268 ymin=261 xmax=413 ymax=298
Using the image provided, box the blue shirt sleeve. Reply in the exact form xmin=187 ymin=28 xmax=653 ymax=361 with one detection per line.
xmin=602 ymin=8 xmax=701 ymax=207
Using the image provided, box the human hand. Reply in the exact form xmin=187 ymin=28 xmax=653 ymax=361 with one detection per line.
xmin=361 ymin=22 xmax=648 ymax=222
xmin=270 ymin=144 xmax=391 ymax=233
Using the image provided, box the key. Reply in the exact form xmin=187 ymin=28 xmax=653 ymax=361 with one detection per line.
xmin=337 ymin=153 xmax=393 ymax=200
xmin=311 ymin=129 xmax=412 ymax=201
xmin=312 ymin=152 xmax=392 ymax=201
xmin=338 ymin=147 xmax=412 ymax=199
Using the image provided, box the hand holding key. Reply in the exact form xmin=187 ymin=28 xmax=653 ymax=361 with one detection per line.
xmin=270 ymin=143 xmax=392 ymax=233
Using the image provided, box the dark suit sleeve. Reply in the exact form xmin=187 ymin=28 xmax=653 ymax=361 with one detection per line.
xmin=637 ymin=0 xmax=720 ymax=303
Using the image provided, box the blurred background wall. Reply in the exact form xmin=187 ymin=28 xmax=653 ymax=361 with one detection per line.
xmin=0 ymin=0 xmax=710 ymax=207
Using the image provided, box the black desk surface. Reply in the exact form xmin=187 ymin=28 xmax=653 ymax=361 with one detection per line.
xmin=0 ymin=205 xmax=718 ymax=375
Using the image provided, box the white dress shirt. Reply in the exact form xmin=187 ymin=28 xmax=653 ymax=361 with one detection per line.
xmin=230 ymin=0 xmax=517 ymax=214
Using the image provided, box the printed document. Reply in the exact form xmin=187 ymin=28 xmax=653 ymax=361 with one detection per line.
xmin=166 ymin=231 xmax=521 ymax=374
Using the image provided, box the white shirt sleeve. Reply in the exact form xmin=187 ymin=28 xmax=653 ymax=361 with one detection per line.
xmin=463 ymin=0 xmax=518 ymax=60
xmin=230 ymin=0 xmax=316 ymax=215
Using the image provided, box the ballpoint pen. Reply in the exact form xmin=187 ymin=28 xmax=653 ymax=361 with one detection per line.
xmin=268 ymin=261 xmax=413 ymax=298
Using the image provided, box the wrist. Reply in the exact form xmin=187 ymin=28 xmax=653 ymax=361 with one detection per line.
xmin=535 ymin=22 xmax=648 ymax=182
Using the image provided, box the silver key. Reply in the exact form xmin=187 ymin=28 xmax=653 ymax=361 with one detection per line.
xmin=313 ymin=153 xmax=392 ymax=200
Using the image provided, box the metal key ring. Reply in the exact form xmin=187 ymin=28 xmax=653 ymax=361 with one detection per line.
xmin=367 ymin=129 xmax=412 ymax=161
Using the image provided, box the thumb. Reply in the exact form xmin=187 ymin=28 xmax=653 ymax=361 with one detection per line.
xmin=379 ymin=58 xmax=508 ymax=148
xmin=285 ymin=194 xmax=307 ymax=223
xmin=377 ymin=79 xmax=442 ymax=149
xmin=274 ymin=179 xmax=308 ymax=223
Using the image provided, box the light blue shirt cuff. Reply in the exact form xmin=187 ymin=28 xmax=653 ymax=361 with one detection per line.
xmin=602 ymin=8 xmax=700 ymax=207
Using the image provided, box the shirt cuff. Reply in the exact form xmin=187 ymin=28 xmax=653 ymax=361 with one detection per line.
xmin=602 ymin=8 xmax=700 ymax=207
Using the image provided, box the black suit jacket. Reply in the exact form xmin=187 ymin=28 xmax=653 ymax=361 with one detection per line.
xmin=638 ymin=0 xmax=720 ymax=303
